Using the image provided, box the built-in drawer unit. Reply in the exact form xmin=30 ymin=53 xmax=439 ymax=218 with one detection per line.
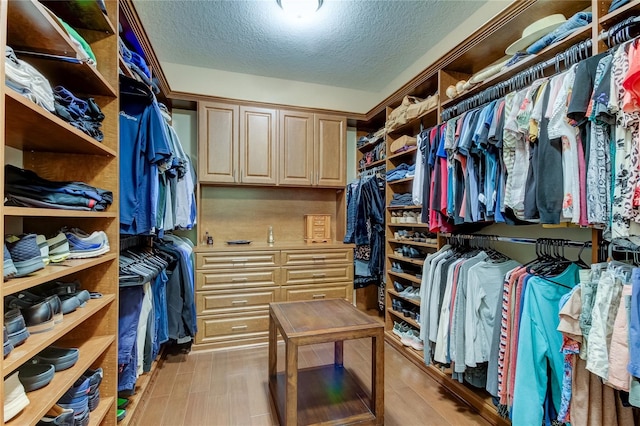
xmin=281 ymin=283 xmax=353 ymax=302
xmin=282 ymin=264 xmax=353 ymax=285
xmin=196 ymin=269 xmax=280 ymax=291
xmin=281 ymin=248 xmax=353 ymax=266
xmin=196 ymin=287 xmax=279 ymax=315
xmin=195 ymin=312 xmax=270 ymax=346
xmin=196 ymin=251 xmax=280 ymax=269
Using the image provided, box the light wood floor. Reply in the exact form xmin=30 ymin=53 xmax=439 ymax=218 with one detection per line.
xmin=133 ymin=338 xmax=491 ymax=426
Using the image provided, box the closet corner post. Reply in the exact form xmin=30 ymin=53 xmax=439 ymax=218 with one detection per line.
xmin=591 ymin=228 xmax=602 ymax=264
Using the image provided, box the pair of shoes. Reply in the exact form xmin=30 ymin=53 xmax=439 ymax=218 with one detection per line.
xmin=46 ymin=232 xmax=71 ymax=263
xmin=392 ymin=281 xmax=405 ymax=293
xmin=390 ymin=262 xmax=404 ymax=273
xmin=6 ymin=292 xmax=62 ymax=333
xmin=35 ymin=346 xmax=79 ymax=371
xmin=35 ymin=235 xmax=50 ymax=266
xmin=399 ymin=286 xmax=420 ymax=300
xmin=4 ymin=371 xmax=30 ymax=422
xmin=4 ymin=245 xmax=17 ymax=280
xmin=37 ymin=281 xmax=91 ymax=314
xmin=64 ymin=228 xmax=109 ymax=259
xmin=18 ymin=362 xmax=55 ymax=392
xmin=3 ymin=326 xmax=14 ymax=357
xmin=83 ymin=368 xmax=102 ymax=412
xmin=36 ymin=404 xmax=74 ymax=426
xmin=5 ymin=234 xmax=45 ymax=278
xmin=117 ymin=398 xmax=129 ymax=409
xmin=402 ymin=246 xmax=422 ymax=259
xmin=58 ymin=376 xmax=91 ymax=425
xmin=392 ymin=321 xmax=410 ymax=337
xmin=117 ymin=409 xmax=126 ymax=422
xmin=4 ymin=309 xmax=30 ymax=347
xmin=391 ymin=299 xmax=405 ymax=312
xmin=400 ymin=328 xmax=424 ymax=351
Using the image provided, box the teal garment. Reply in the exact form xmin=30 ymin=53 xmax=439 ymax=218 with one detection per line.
xmin=511 ymin=264 xmax=579 ymax=426
xmin=57 ymin=18 xmax=96 ymax=62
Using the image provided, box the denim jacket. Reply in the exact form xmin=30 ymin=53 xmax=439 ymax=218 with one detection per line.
xmin=526 ymin=12 xmax=592 ymax=55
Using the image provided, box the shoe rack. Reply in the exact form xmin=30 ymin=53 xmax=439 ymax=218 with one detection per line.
xmin=1 ymin=0 xmax=119 ymax=424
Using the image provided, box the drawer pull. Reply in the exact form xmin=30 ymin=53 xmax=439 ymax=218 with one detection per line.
xmin=231 ymin=300 xmax=248 ymax=305
xmin=232 ymin=258 xmax=249 ymax=263
xmin=312 ymin=294 xmax=326 ymax=299
xmin=312 ymin=256 xmax=326 ymax=260
xmin=231 ymin=325 xmax=248 ymax=331
xmin=312 ymin=273 xmax=326 ymax=278
xmin=231 ymin=277 xmax=248 ymax=282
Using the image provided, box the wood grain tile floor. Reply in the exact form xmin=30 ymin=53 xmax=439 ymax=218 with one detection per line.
xmin=134 ymin=339 xmax=490 ymax=426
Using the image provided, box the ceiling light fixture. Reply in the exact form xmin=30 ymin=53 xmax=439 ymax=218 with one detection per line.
xmin=276 ymin=0 xmax=323 ymax=19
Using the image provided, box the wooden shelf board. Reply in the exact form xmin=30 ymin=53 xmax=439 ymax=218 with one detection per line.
xmin=3 ymin=295 xmax=115 ymax=376
xmin=386 ymin=309 xmax=420 ymax=328
xmin=269 ymin=365 xmax=375 ymax=426
xmin=387 ymin=289 xmax=421 ymax=307
xmin=388 ymin=177 xmax=414 ymax=185
xmin=119 ymin=55 xmax=136 ymax=79
xmin=387 ymin=205 xmax=421 ymax=211
xmin=6 ymin=335 xmax=114 ymax=426
xmin=357 ymin=139 xmax=384 ymax=153
xmin=387 ymin=106 xmax=438 ymax=136
xmin=388 ymin=270 xmax=422 ymax=284
xmin=384 ymin=332 xmax=510 ymax=426
xmin=5 ymin=90 xmax=117 ymax=156
xmin=387 ymin=223 xmax=431 ymax=229
xmin=600 ymin=0 xmax=640 ymax=27
xmin=388 ymin=254 xmax=425 ymax=266
xmin=3 ymin=254 xmax=117 ymax=296
xmin=41 ymin=0 xmax=116 ymax=34
xmin=88 ymin=396 xmax=115 ymax=426
xmin=388 ymin=239 xmax=438 ymax=249
xmin=20 ymin=55 xmax=117 ymax=97
xmin=441 ymin=25 xmax=593 ymax=109
xmin=387 ymin=147 xmax=417 ymax=161
xmin=7 ymin=0 xmax=82 ymax=57
xmin=358 ymin=158 xmax=386 ymax=171
xmin=4 ymin=206 xmax=117 ymax=218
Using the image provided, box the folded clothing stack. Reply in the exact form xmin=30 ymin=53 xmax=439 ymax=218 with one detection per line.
xmin=5 ymin=46 xmax=55 ymax=112
xmin=4 ymin=165 xmax=113 ymax=211
xmin=386 ymin=163 xmax=415 ymax=182
xmin=53 ymin=86 xmax=105 ymax=142
xmin=389 ymin=193 xmax=413 ymax=206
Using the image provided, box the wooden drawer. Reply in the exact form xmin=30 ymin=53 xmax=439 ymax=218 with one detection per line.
xmin=281 ymin=282 xmax=353 ymax=302
xmin=196 ymin=251 xmax=280 ymax=269
xmin=281 ymin=248 xmax=352 ymax=266
xmin=195 ymin=312 xmax=269 ymax=344
xmin=196 ymin=269 xmax=280 ymax=291
xmin=282 ymin=264 xmax=353 ymax=285
xmin=196 ymin=287 xmax=278 ymax=315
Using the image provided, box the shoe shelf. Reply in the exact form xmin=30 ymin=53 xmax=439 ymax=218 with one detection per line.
xmin=4 ymin=207 xmax=117 ymax=218
xmin=3 ymin=254 xmax=117 ymax=296
xmin=386 ymin=147 xmax=417 ymax=161
xmin=357 ymin=139 xmax=382 ymax=153
xmin=6 ymin=0 xmax=117 ymax=97
xmin=387 ymin=205 xmax=421 ymax=211
xmin=387 ymin=289 xmax=420 ymax=307
xmin=388 ymin=254 xmax=424 ymax=267
xmin=387 ymin=177 xmax=414 ymax=185
xmin=387 ymin=223 xmax=430 ymax=228
xmin=88 ymin=396 xmax=115 ymax=426
xmin=42 ymin=0 xmax=117 ymax=36
xmin=387 ymin=308 xmax=421 ymax=329
xmin=3 ymin=294 xmax=115 ymax=376
xmin=7 ymin=334 xmax=114 ymax=426
xmin=388 ymin=239 xmax=438 ymax=249
xmin=388 ymin=270 xmax=421 ymax=285
xmin=600 ymin=0 xmax=640 ymax=26
xmin=5 ymin=90 xmax=117 ymax=156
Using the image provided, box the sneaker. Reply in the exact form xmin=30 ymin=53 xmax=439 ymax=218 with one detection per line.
xmin=5 ymin=234 xmax=45 ymax=277
xmin=4 ymin=326 xmax=14 ymax=358
xmin=36 ymin=235 xmax=50 ymax=266
xmin=4 ymin=245 xmax=17 ymax=280
xmin=64 ymin=228 xmax=109 ymax=259
xmin=6 ymin=295 xmax=55 ymax=334
xmin=392 ymin=321 xmax=410 ymax=337
xmin=36 ymin=404 xmax=74 ymax=426
xmin=4 ymin=371 xmax=30 ymax=422
xmin=400 ymin=329 xmax=424 ymax=351
xmin=47 ymin=233 xmax=71 ymax=263
xmin=4 ymin=308 xmax=29 ymax=347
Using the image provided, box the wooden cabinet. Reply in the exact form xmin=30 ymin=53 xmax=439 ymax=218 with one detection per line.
xmin=279 ymin=110 xmax=314 ymax=186
xmin=199 ymin=102 xmax=346 ymax=187
xmin=193 ymin=244 xmax=353 ymax=350
xmin=315 ymin=114 xmax=347 ymax=188
xmin=1 ymin=1 xmax=119 ymax=424
xmin=239 ymin=106 xmax=278 ymax=185
xmin=198 ymin=101 xmax=239 ymax=183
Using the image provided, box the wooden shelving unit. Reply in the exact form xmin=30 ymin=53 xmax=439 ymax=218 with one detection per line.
xmin=2 ymin=1 xmax=119 ymax=424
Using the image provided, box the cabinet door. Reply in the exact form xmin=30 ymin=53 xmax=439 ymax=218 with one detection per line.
xmin=198 ymin=101 xmax=239 ymax=183
xmin=314 ymin=114 xmax=346 ymax=188
xmin=239 ymin=106 xmax=277 ymax=185
xmin=279 ymin=110 xmax=314 ymax=186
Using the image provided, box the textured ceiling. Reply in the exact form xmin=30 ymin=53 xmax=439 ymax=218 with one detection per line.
xmin=133 ymin=0 xmax=490 ymax=92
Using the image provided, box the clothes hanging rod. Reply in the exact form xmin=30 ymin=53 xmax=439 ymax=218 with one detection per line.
xmin=440 ymin=232 xmax=591 ymax=248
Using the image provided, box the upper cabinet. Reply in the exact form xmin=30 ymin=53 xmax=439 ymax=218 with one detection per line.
xmin=198 ymin=101 xmax=239 ymax=183
xmin=200 ymin=101 xmax=346 ymax=188
xmin=240 ymin=106 xmax=278 ymax=185
xmin=315 ymin=114 xmax=346 ymax=188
